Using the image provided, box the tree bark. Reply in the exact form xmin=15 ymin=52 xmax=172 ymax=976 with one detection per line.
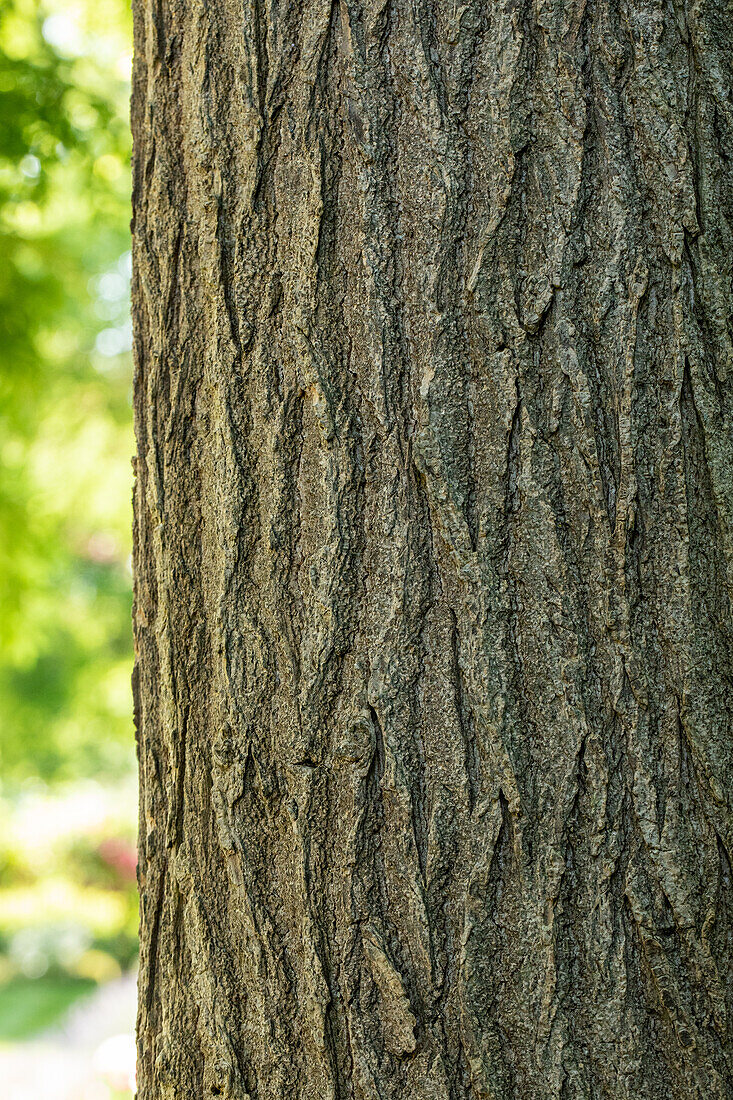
xmin=131 ymin=0 xmax=733 ymax=1096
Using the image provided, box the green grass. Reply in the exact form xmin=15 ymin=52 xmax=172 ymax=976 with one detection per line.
xmin=0 ymin=975 xmax=95 ymax=1040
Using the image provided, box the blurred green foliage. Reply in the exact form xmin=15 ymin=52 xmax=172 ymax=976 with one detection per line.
xmin=0 ymin=975 xmax=95 ymax=1039
xmin=0 ymin=0 xmax=136 ymax=1043
xmin=0 ymin=780 xmax=138 ymax=992
xmin=0 ymin=0 xmax=134 ymax=784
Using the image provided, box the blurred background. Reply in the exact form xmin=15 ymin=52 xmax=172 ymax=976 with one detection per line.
xmin=0 ymin=0 xmax=136 ymax=1096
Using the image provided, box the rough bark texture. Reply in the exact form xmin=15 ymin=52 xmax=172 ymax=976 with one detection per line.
xmin=131 ymin=0 xmax=733 ymax=1096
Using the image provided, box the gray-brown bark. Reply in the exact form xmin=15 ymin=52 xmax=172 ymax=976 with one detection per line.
xmin=131 ymin=0 xmax=733 ymax=1096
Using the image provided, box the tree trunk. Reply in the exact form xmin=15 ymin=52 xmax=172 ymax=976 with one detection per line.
xmin=131 ymin=0 xmax=733 ymax=1095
